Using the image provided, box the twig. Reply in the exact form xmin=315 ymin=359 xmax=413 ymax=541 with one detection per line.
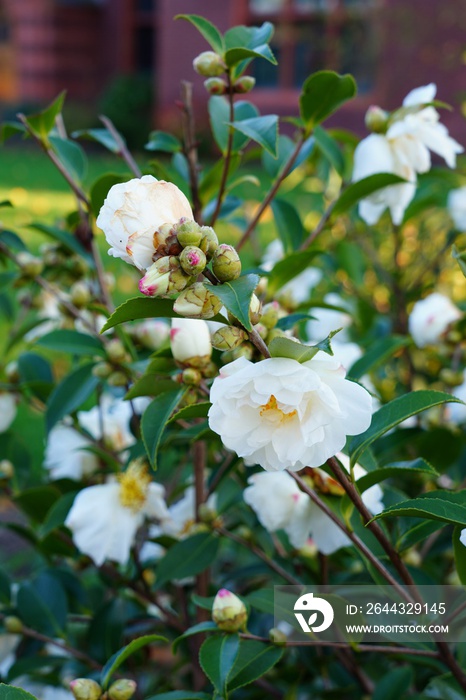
xmin=237 ymin=135 xmax=305 ymax=251
xmin=300 ymin=198 xmax=338 ymax=250
xmin=210 ymin=74 xmax=234 ymax=226
xmin=180 ymin=82 xmax=202 ymax=222
xmin=99 ymin=115 xmax=142 ymax=178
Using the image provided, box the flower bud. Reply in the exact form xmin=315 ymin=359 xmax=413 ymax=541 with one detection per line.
xmin=106 ymin=338 xmax=128 ymax=365
xmin=174 ymin=282 xmax=222 ymax=319
xmin=108 ymin=680 xmax=137 ymax=700
xmin=234 ymin=76 xmax=256 ymax=94
xmin=204 ymin=78 xmax=228 ymax=95
xmin=171 ymin=318 xmax=212 ymax=368
xmin=403 ymin=548 xmax=422 ymax=568
xmin=439 ymin=368 xmax=465 ymax=387
xmin=199 ymin=226 xmax=219 ymax=260
xmin=266 ymin=328 xmax=288 ymax=343
xmin=70 ymin=679 xmax=102 ymax=700
xmin=182 ymin=367 xmax=202 ymax=385
xmin=139 ymin=257 xmax=190 ymax=297
xmin=212 ymin=588 xmax=248 ymax=632
xmin=249 ymin=294 xmax=262 ymax=325
xmin=0 ymin=459 xmax=14 ymax=479
xmin=193 ymin=51 xmax=225 ymax=77
xmin=180 ymin=246 xmax=207 ymax=276
xmin=5 ymin=361 xmax=20 ymax=384
xmin=268 ymin=627 xmax=287 ymax=645
xmin=176 ymin=220 xmax=202 ymax=248
xmin=261 ymin=302 xmax=280 ymax=330
xmin=17 ymin=252 xmax=44 ymax=277
xmin=70 ymin=281 xmax=91 ymax=308
xmin=203 ymin=361 xmax=218 ymax=378
xmin=365 ymin=105 xmax=389 ymax=133
xmin=211 ymin=326 xmax=248 ymax=351
xmin=221 ymin=344 xmax=254 ymax=363
xmin=212 ymin=244 xmax=241 ymax=282
xmin=92 ymin=362 xmax=113 ymax=379
xmin=254 ymin=323 xmax=269 ymax=340
xmin=4 ymin=615 xmax=22 ymax=633
xmin=107 ymin=371 xmax=128 ymax=387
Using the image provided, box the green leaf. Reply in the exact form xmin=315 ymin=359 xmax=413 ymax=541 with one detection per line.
xmin=145 ymin=131 xmax=182 ymax=153
xmin=0 ymin=571 xmax=10 ymax=605
xmin=424 ymin=675 xmax=466 ymax=700
xmin=24 ymin=91 xmax=66 ymax=141
xmin=225 ymin=45 xmax=277 ymax=67
xmin=372 ymin=667 xmax=413 ymax=700
xmin=169 ymin=402 xmax=212 ymax=423
xmin=228 ymin=640 xmax=283 ymax=691
xmin=348 ymin=335 xmax=411 ymax=379
xmin=172 ymin=621 xmax=219 ymax=654
xmin=175 ymin=14 xmax=224 ymax=54
xmin=30 ymin=223 xmax=92 ymax=263
xmin=262 ymin=134 xmax=315 ymax=178
xmin=348 ymin=390 xmax=462 ymax=466
xmin=355 ymin=459 xmax=438 ymax=493
xmin=453 ymin=526 xmax=466 ymax=585
xmin=373 ymin=490 xmax=466 ymax=526
xmin=155 ymin=533 xmax=220 ymax=588
xmin=37 ymin=329 xmax=105 ymax=357
xmin=229 ymin=115 xmax=278 ymax=156
xmin=72 ymin=127 xmax=120 ymax=153
xmin=199 ymin=634 xmax=240 ymax=696
xmin=333 ymin=173 xmax=408 ymax=216
xmin=269 ymin=331 xmax=338 ymax=363
xmin=300 ymin=71 xmax=356 ymax=128
xmin=266 ymin=249 xmax=320 ymax=294
xmin=125 ymin=377 xmax=177 ymax=400
xmin=14 ymin=486 xmax=59 ymax=523
xmin=0 ymin=685 xmax=38 ymax=700
xmin=91 ymin=173 xmax=128 ymax=218
xmin=0 ymin=122 xmax=26 ymax=144
xmin=208 ymin=97 xmax=259 ymax=154
xmin=49 ymin=136 xmax=87 ymax=183
xmin=101 ymin=634 xmax=167 ymax=688
xmin=141 ymin=389 xmax=185 ymax=467
xmin=224 ymin=22 xmax=274 ymax=54
xmin=46 ymin=362 xmax=99 ymax=433
xmin=314 ymin=125 xmax=345 ymax=176
xmin=17 ymin=572 xmax=67 ymax=636
xmin=18 ymin=352 xmax=53 ymax=385
xmin=270 ymin=200 xmax=305 ymax=253
xmin=39 ymin=492 xmax=77 ymax=538
xmin=212 ymin=274 xmax=259 ymax=331
xmin=146 ymin=693 xmax=211 ymax=700
xmin=397 ymin=520 xmax=443 ymax=552
xmin=452 ymin=245 xmax=466 ymax=278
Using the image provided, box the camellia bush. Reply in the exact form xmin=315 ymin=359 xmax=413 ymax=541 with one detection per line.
xmin=1 ymin=12 xmax=466 ymax=700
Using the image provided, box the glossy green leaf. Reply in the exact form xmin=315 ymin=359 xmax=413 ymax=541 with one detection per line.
xmin=39 ymin=492 xmax=77 ymax=538
xmin=199 ymin=155 xmax=241 ymax=200
xmin=125 ymin=377 xmax=177 ymax=400
xmin=72 ymin=127 xmax=120 ymax=153
xmin=91 ymin=173 xmax=128 ymax=218
xmin=373 ymin=490 xmax=466 ymax=526
xmin=14 ymin=486 xmax=59 ymax=523
xmin=300 ymin=71 xmax=356 ymax=128
xmin=169 ymin=402 xmax=212 ymax=423
xmin=397 ymin=520 xmax=444 ymax=552
xmin=270 ymin=199 xmax=305 ymax=253
xmin=314 ymin=125 xmax=345 ymax=176
xmin=229 ymin=115 xmax=278 ymax=156
xmin=49 ymin=136 xmax=87 ymax=183
xmin=0 ymin=122 xmax=26 ymax=144
xmin=348 ymin=335 xmax=411 ymax=379
xmin=224 ymin=22 xmax=274 ymax=53
xmin=18 ymin=352 xmax=53 ymax=385
xmin=30 ymin=223 xmax=92 ymax=262
xmin=37 ymin=329 xmax=105 ymax=356
xmin=17 ymin=572 xmax=67 ymax=636
xmin=0 ymin=685 xmax=38 ymax=700
xmin=333 ymin=173 xmax=408 ymax=216
xmin=172 ymin=621 xmax=218 ymax=654
xmin=266 ymin=249 xmax=320 ymax=294
xmin=175 ymin=14 xmax=224 ymax=54
xmin=208 ymin=97 xmax=259 ymax=154
xmin=424 ymin=675 xmax=466 ymax=700
xmin=101 ymin=634 xmax=168 ymax=688
xmin=225 ymin=45 xmax=277 ymax=67
xmin=146 ymin=693 xmax=211 ymax=700
xmin=145 ymin=130 xmax=182 ymax=153
xmin=373 ymin=667 xmax=413 ymax=700
xmin=199 ymin=634 xmax=240 ymax=696
xmin=349 ymin=390 xmax=463 ymax=466
xmin=155 ymin=533 xmax=220 ymax=588
xmin=269 ymin=331 xmax=338 ymax=363
xmin=46 ymin=362 xmax=99 ymax=433
xmin=355 ymin=459 xmax=438 ymax=493
xmin=24 ymin=92 xmax=66 ymax=141
xmin=141 ymin=389 xmax=185 ymax=467
xmin=212 ymin=274 xmax=259 ymax=331
xmin=228 ymin=639 xmax=283 ymax=691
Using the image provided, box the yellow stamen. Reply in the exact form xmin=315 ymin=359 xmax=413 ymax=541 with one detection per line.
xmin=260 ymin=394 xmax=297 ymax=424
xmin=118 ymin=460 xmax=151 ymax=512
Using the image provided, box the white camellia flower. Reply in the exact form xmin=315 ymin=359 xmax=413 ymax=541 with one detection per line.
xmin=408 ymin=292 xmax=461 ymax=348
xmin=96 ymin=175 xmax=193 ymax=270
xmin=170 ymin=318 xmax=212 ymax=367
xmin=261 ymin=239 xmax=322 ymax=306
xmin=44 ymin=425 xmax=99 ymax=480
xmin=353 ymin=84 xmax=463 ymax=225
xmin=0 ymin=393 xmax=16 ymax=433
xmin=447 ymin=186 xmax=466 ymax=231
xmin=306 ymin=294 xmax=353 ymax=343
xmin=244 ymin=454 xmax=383 ymax=554
xmin=208 ymin=354 xmax=372 ymax=472
xmin=78 ymin=394 xmax=147 ymax=452
xmin=65 ymin=461 xmax=170 ymax=566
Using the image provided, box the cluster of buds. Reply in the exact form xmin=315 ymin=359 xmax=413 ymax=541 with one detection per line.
xmin=93 ymin=338 xmax=131 ymax=387
xmin=70 ymin=679 xmax=136 ymax=700
xmin=193 ymin=50 xmax=255 ymax=95
xmin=254 ymin=301 xmax=289 ymax=345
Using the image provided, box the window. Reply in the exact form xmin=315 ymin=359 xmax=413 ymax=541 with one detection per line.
xmin=247 ymin=0 xmax=378 ymax=94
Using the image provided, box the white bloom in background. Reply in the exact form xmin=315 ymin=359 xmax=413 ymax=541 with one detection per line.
xmin=0 ymin=393 xmax=16 ymax=433
xmin=261 ymin=239 xmax=322 ymax=306
xmin=353 ymin=84 xmax=463 ymax=225
xmin=446 ymin=372 xmax=466 ymax=425
xmin=408 ymin=292 xmax=461 ymax=348
xmin=0 ymin=633 xmax=20 ymax=676
xmin=330 ymin=341 xmax=362 ymax=372
xmin=96 ymin=175 xmax=193 ymax=270
xmin=209 ymin=354 xmax=372 ymax=472
xmin=160 ymin=485 xmax=217 ymax=539
xmin=306 ymin=294 xmax=353 ymax=343
xmin=170 ymin=318 xmax=212 ymax=367
xmin=460 ymin=529 xmax=466 ymax=548
xmin=244 ymin=454 xmax=383 ymax=555
xmin=65 ymin=462 xmax=170 ymax=566
xmin=25 ymin=291 xmax=63 ymax=341
xmin=447 ymin=186 xmax=466 ymax=231
xmin=78 ymin=395 xmax=146 ymax=452
xmin=44 ymin=425 xmax=98 ymax=480
xmin=132 ymin=319 xmax=170 ymax=350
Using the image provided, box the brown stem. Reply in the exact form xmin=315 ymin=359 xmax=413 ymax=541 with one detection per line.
xmin=99 ymin=115 xmax=142 ymax=178
xmin=180 ymin=81 xmax=202 ymax=222
xmin=237 ymin=134 xmax=305 ymax=251
xmin=216 ymin=525 xmax=301 ymax=585
xmin=300 ymin=197 xmax=338 ymax=250
xmin=90 ymin=237 xmax=114 ymax=312
xmin=210 ymin=74 xmax=234 ymax=226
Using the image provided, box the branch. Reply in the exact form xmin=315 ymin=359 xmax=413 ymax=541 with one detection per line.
xmin=210 ymin=74 xmax=234 ymax=226
xmin=180 ymin=82 xmax=202 ymax=222
xmin=300 ymin=197 xmax=338 ymax=250
xmin=99 ymin=115 xmax=142 ymax=178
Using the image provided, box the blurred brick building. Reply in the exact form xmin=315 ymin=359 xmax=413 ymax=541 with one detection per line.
xmin=0 ymin=0 xmax=465 ymax=136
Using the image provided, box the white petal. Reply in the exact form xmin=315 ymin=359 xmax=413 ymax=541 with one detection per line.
xmin=403 ymin=84 xmax=436 ymax=107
